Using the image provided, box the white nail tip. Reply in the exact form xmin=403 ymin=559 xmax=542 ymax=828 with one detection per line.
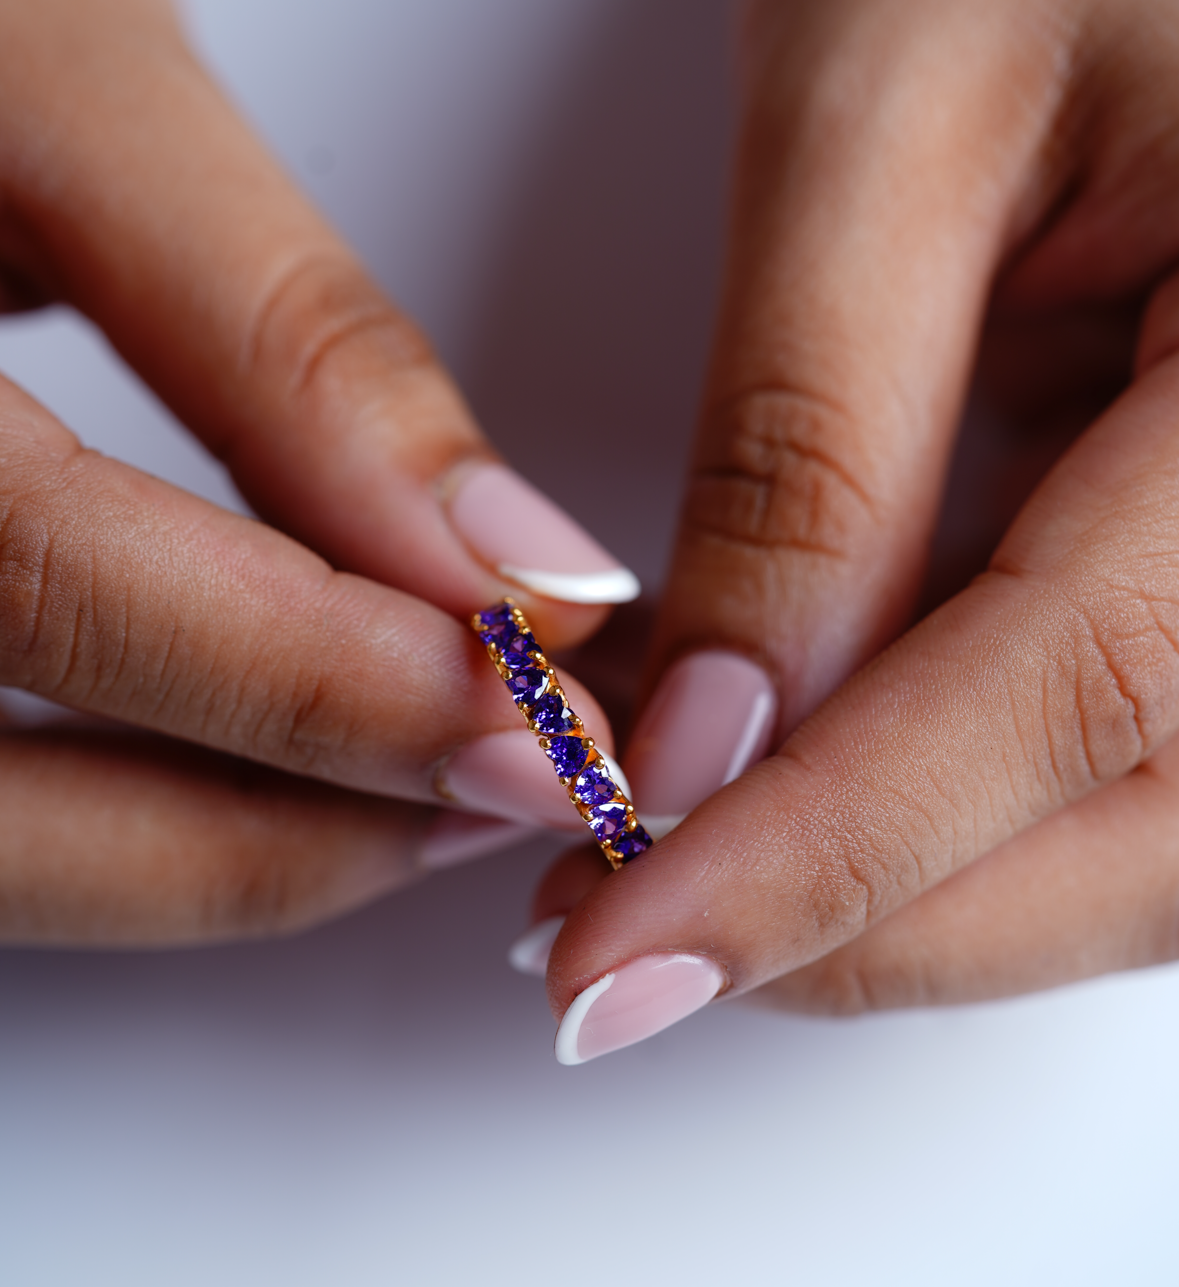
xmin=642 ymin=813 xmax=686 ymax=841
xmin=722 ymin=689 xmax=777 ymax=786
xmin=507 ymin=915 xmax=566 ymax=977
xmin=497 ymin=564 xmax=641 ymax=605
xmin=554 ymin=972 xmax=615 ymax=1066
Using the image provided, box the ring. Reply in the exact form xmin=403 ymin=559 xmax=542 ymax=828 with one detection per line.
xmin=471 ymin=599 xmax=653 ymax=868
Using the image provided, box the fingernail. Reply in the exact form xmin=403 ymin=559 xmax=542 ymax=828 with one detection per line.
xmin=420 ymin=810 xmax=541 ymax=871
xmin=507 ymin=914 xmax=566 ymax=976
xmin=626 ymin=652 xmax=777 ymax=838
xmin=446 ymin=462 xmax=640 ymax=604
xmin=554 ymin=953 xmax=725 ymax=1065
xmin=438 ymin=729 xmax=587 ymax=831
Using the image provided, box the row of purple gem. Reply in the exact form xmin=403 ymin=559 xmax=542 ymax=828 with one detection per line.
xmin=474 ymin=602 xmax=652 ymax=863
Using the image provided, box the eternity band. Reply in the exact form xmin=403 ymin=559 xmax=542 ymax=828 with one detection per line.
xmin=471 ymin=599 xmax=653 ymax=869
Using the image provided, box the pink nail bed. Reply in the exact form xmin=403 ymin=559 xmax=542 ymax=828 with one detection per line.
xmin=626 ymin=652 xmax=777 ymax=836
xmin=447 ymin=463 xmax=640 ymax=604
xmin=554 ymin=953 xmax=725 ymax=1065
xmin=439 ymin=729 xmax=588 ymax=831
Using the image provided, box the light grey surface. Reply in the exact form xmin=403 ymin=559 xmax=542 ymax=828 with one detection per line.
xmin=0 ymin=3 xmax=1175 ymax=1283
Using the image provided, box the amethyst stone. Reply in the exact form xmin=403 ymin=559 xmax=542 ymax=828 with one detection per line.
xmin=573 ymin=760 xmax=617 ymax=808
xmin=506 ymin=668 xmax=548 ymax=707
xmin=476 ymin=604 xmax=517 ymax=647
xmin=588 ymin=801 xmax=630 ymax=844
xmin=498 ymin=631 xmax=539 ymax=670
xmin=612 ymin=825 xmax=653 ymax=863
xmin=544 ymin=735 xmax=588 ymax=778
xmin=530 ymin=692 xmax=577 ymax=735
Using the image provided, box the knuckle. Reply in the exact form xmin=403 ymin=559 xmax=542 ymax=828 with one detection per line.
xmin=1051 ymin=582 xmax=1179 ymax=789
xmin=0 ymin=455 xmax=100 ymax=700
xmin=791 ymin=958 xmax=875 ymax=1016
xmin=271 ymin=668 xmax=342 ymax=777
xmin=765 ymin=948 xmax=931 ymax=1016
xmin=205 ymin=842 xmax=311 ymax=937
xmin=239 ymin=594 xmax=365 ymax=778
xmin=683 ymin=385 xmax=880 ymax=562
xmin=241 ymin=248 xmax=433 ymax=407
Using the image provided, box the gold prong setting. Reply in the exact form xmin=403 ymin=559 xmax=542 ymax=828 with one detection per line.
xmin=471 ymin=599 xmax=653 ymax=869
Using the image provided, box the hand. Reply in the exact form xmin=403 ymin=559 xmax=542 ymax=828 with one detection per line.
xmin=0 ymin=0 xmax=638 ymax=943
xmin=535 ymin=0 xmax=1179 ymax=1061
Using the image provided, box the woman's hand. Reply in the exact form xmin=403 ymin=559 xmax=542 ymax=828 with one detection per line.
xmin=0 ymin=0 xmax=637 ymax=943
xmin=538 ymin=0 xmax=1179 ymax=1061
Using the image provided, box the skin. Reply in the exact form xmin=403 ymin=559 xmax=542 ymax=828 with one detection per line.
xmin=8 ymin=0 xmax=1179 ymax=1028
xmin=541 ymin=0 xmax=1179 ymax=1018
xmin=0 ymin=0 xmax=615 ymax=944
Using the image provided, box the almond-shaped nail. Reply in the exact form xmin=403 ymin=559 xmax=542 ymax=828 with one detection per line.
xmin=447 ymin=462 xmax=640 ymax=604
xmin=438 ymin=729 xmax=587 ymax=831
xmin=507 ymin=914 xmax=566 ymax=976
xmin=625 ymin=652 xmax=777 ymax=839
xmin=555 ymin=953 xmax=725 ymax=1064
xmin=420 ymin=810 xmax=541 ymax=871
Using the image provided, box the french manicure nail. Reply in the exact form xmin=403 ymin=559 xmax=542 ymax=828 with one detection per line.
xmin=626 ymin=652 xmax=778 ymax=838
xmin=438 ymin=729 xmax=587 ymax=831
xmin=554 ymin=953 xmax=725 ymax=1065
xmin=447 ymin=462 xmax=640 ymax=604
xmin=507 ymin=914 xmax=566 ymax=976
xmin=420 ymin=810 xmax=541 ymax=871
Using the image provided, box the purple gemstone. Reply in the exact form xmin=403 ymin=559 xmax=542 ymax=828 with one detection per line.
xmin=499 ymin=631 xmax=539 ymax=670
xmin=476 ymin=603 xmax=517 ymax=647
xmin=573 ymin=761 xmax=617 ymax=808
xmin=530 ymin=692 xmax=576 ymax=735
xmin=612 ymin=825 xmax=653 ymax=863
xmin=544 ymin=735 xmax=588 ymax=778
xmin=505 ymin=667 xmax=547 ymax=707
xmin=588 ymin=800 xmax=630 ymax=843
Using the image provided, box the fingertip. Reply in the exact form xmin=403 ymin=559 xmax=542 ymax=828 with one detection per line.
xmin=507 ymin=914 xmax=566 ymax=976
xmin=445 ymin=461 xmax=640 ymax=625
xmin=529 ymin=843 xmax=611 ymax=924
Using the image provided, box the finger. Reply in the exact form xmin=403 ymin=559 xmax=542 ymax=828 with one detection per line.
xmin=0 ymin=0 xmax=637 ymax=644
xmin=625 ymin=0 xmax=1074 ymax=831
xmin=505 ymin=844 xmax=608 ymax=977
xmin=0 ymin=726 xmax=509 ymax=945
xmin=759 ymin=731 xmax=1179 ymax=1012
xmin=0 ymin=375 xmax=612 ymax=828
xmin=546 ymin=349 xmax=1179 ymax=1061
xmin=0 ymin=728 xmax=425 ymax=945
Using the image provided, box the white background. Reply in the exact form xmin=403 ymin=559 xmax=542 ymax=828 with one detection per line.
xmin=0 ymin=2 xmax=1176 ymax=1283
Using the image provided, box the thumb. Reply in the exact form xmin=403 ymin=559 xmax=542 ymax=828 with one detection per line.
xmin=547 ymin=346 xmax=1179 ymax=1062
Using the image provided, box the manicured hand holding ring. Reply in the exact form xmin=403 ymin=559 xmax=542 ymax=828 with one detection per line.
xmin=535 ymin=0 xmax=1179 ymax=1062
xmin=0 ymin=0 xmax=640 ymax=944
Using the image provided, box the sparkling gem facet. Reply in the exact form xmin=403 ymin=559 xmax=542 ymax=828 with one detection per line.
xmin=612 ymin=825 xmax=653 ymax=862
xmin=544 ymin=735 xmax=588 ymax=778
xmin=506 ymin=667 xmax=548 ymax=707
xmin=476 ymin=604 xmax=517 ymax=647
xmin=499 ymin=631 xmax=539 ymax=670
xmin=573 ymin=760 xmax=617 ymax=808
xmin=588 ymin=800 xmax=629 ymax=843
xmin=531 ymin=692 xmax=576 ymax=735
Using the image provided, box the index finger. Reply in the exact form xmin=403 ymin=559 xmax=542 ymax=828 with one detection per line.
xmin=0 ymin=373 xmax=614 ymax=823
xmin=0 ymin=0 xmax=638 ymax=646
